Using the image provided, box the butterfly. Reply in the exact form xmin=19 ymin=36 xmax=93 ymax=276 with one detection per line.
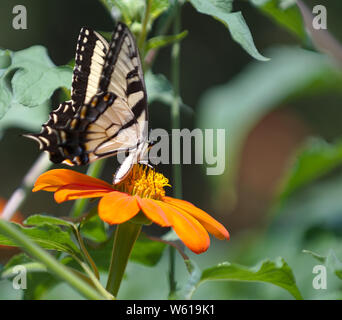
xmin=24 ymin=22 xmax=151 ymax=184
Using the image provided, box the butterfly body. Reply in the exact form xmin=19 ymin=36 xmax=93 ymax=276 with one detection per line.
xmin=25 ymin=23 xmax=150 ymax=184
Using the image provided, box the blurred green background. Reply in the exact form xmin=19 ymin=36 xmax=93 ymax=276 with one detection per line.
xmin=1 ymin=0 xmax=342 ymax=299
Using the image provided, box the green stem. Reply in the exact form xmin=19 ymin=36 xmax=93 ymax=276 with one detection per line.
xmin=168 ymin=244 xmax=177 ymax=298
xmin=75 ymin=257 xmax=114 ymax=300
xmin=106 ymin=221 xmax=142 ymax=297
xmin=74 ymin=225 xmax=100 ymax=280
xmin=171 ymin=0 xmax=182 ymax=199
xmin=70 ymin=159 xmax=106 ymax=217
xmin=0 ymin=219 xmax=105 ymax=300
xmin=144 ymin=1 xmax=179 ymax=70
xmin=138 ymin=0 xmax=152 ymax=55
xmin=169 ymin=0 xmax=182 ymax=298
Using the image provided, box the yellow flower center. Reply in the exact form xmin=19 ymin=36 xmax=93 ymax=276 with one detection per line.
xmin=114 ymin=164 xmax=171 ymax=200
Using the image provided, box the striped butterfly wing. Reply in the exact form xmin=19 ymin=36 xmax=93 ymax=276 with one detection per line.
xmin=71 ymin=27 xmax=109 ymax=108
xmin=99 ymin=23 xmax=149 ymax=183
xmin=23 ymin=101 xmax=76 ymax=164
xmin=62 ymin=22 xmax=148 ymax=165
xmin=99 ymin=22 xmax=148 ymax=144
xmin=56 ymin=91 xmax=141 ymax=166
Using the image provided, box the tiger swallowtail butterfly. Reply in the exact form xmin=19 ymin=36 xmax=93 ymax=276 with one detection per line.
xmin=24 ymin=23 xmax=150 ymax=184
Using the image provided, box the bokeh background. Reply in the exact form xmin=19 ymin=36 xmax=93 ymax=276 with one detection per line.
xmin=1 ymin=0 xmax=342 ymax=299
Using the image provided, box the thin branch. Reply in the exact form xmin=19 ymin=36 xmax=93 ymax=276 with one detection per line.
xmin=1 ymin=152 xmax=51 ymax=221
xmin=145 ymin=233 xmax=189 ymax=261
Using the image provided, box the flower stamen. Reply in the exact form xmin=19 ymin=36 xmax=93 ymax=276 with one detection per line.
xmin=114 ymin=164 xmax=170 ymax=200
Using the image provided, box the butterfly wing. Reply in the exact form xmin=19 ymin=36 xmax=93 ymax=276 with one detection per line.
xmin=57 ymin=92 xmax=141 ymax=165
xmin=23 ymin=101 xmax=76 ymax=164
xmin=100 ymin=22 xmax=148 ymax=145
xmin=65 ymin=22 xmax=149 ymax=165
xmin=99 ymin=23 xmax=149 ymax=183
xmin=71 ymin=27 xmax=109 ymax=109
xmin=25 ymin=23 xmax=149 ymax=183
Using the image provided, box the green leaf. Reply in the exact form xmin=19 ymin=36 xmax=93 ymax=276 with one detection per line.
xmin=189 ymin=0 xmax=268 ymax=61
xmin=225 ymin=12 xmax=269 ymax=61
xmin=100 ymin=0 xmax=145 ymax=25
xmin=146 ymin=30 xmax=188 ymax=52
xmin=86 ymin=240 xmax=112 ymax=271
xmin=0 ymin=253 xmax=33 ymax=278
xmin=189 ymin=0 xmax=233 ymax=16
xmin=24 ymin=214 xmax=108 ymax=278
xmin=0 ymin=49 xmax=11 ymax=69
xmin=130 ymin=234 xmax=166 ymax=266
xmin=11 ymin=47 xmax=72 ymax=107
xmin=146 ymin=71 xmax=172 ymax=104
xmin=0 ymin=46 xmax=72 ymax=124
xmin=150 ymin=0 xmax=171 ymax=20
xmin=277 ymin=138 xmax=342 ymax=205
xmin=0 ymin=222 xmax=81 ymax=258
xmin=0 ymin=99 xmax=49 ymax=134
xmin=88 ymin=233 xmax=166 ymax=270
xmin=81 ymin=214 xmax=107 ymax=243
xmin=24 ymin=214 xmax=74 ymax=228
xmin=23 ymin=272 xmax=60 ymax=300
xmin=102 ymin=0 xmax=170 ymax=24
xmin=304 ymin=250 xmax=342 ymax=281
xmin=145 ymin=71 xmax=193 ymax=114
xmin=250 ymin=0 xmax=305 ymax=40
xmin=199 ymin=258 xmax=303 ymax=300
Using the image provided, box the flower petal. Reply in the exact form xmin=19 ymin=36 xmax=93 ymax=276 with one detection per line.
xmin=137 ymin=197 xmax=171 ymax=227
xmin=33 ymin=169 xmax=113 ymax=192
xmin=98 ymin=192 xmax=139 ymax=224
xmin=157 ymin=201 xmax=210 ymax=254
xmin=54 ymin=185 xmax=113 ymax=203
xmin=163 ymin=196 xmax=229 ymax=240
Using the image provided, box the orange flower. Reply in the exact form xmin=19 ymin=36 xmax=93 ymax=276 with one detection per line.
xmin=33 ymin=166 xmax=229 ymax=254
